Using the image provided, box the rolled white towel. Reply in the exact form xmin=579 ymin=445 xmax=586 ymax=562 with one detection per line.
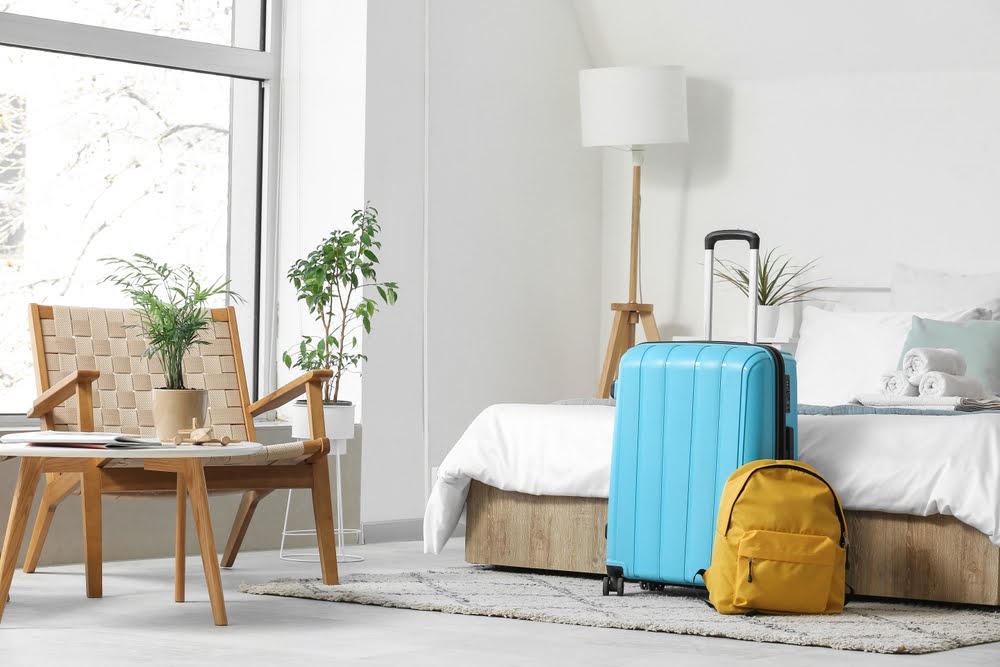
xmin=902 ymin=348 xmax=967 ymax=386
xmin=880 ymin=371 xmax=918 ymax=397
xmin=918 ymin=371 xmax=989 ymax=399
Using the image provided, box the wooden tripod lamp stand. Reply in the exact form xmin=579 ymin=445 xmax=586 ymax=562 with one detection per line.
xmin=579 ymin=66 xmax=689 ymax=398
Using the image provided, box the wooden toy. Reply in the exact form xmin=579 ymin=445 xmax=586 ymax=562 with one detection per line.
xmin=173 ymin=418 xmax=232 ymax=446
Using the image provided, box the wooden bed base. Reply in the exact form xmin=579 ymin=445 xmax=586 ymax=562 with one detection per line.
xmin=465 ymin=481 xmax=1000 ymax=606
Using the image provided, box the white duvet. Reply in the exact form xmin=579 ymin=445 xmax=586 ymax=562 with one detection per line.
xmin=423 ymin=404 xmax=1000 ymax=553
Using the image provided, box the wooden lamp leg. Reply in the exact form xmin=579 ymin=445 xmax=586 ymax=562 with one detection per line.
xmin=597 ymin=312 xmax=627 ymax=398
xmin=595 ymin=151 xmax=662 ymax=399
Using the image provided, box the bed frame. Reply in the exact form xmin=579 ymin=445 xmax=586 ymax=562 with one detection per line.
xmin=466 ymin=285 xmax=1000 ymax=605
xmin=465 ymin=481 xmax=1000 ymax=606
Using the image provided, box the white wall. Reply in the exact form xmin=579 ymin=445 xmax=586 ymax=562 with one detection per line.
xmin=362 ymin=0 xmax=430 ymax=524
xmin=425 ymin=0 xmax=602 ymax=467
xmin=363 ymin=0 xmax=602 ymax=523
xmin=276 ymin=0 xmax=367 ymax=406
xmin=575 ymin=0 xmax=1000 ymax=340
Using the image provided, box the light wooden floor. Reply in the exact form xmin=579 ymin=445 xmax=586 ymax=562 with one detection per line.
xmin=1 ymin=539 xmax=998 ymax=666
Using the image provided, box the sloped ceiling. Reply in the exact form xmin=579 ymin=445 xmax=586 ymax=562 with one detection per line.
xmin=572 ymin=0 xmax=1000 ymax=76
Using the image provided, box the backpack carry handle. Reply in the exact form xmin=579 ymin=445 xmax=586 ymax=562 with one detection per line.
xmin=703 ymin=229 xmax=760 ymax=343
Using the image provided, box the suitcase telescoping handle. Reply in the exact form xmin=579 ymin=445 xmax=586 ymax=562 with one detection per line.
xmin=703 ymin=230 xmax=760 ymax=343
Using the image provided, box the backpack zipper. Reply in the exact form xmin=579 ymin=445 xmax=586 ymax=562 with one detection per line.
xmin=723 ymin=463 xmax=848 ymax=548
xmin=747 ymin=558 xmax=754 ymax=583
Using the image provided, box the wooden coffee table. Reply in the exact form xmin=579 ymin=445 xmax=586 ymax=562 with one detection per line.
xmin=0 ymin=441 xmax=263 ymax=626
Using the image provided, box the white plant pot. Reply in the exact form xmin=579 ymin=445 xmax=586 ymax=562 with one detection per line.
xmin=291 ymin=400 xmax=354 ymax=454
xmin=757 ymin=305 xmax=781 ymax=339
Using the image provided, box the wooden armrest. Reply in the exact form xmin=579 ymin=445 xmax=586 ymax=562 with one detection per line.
xmin=301 ymin=437 xmax=330 ymax=458
xmin=249 ymin=370 xmax=333 ymax=417
xmin=27 ymin=369 xmax=100 ymax=419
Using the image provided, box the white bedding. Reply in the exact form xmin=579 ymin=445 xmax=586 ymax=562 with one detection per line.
xmin=423 ymin=404 xmax=1000 ymax=553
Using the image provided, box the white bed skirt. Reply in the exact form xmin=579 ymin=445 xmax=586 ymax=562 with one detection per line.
xmin=424 ymin=404 xmax=1000 ymax=554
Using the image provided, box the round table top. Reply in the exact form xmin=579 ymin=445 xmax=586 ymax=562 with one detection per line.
xmin=0 ymin=441 xmax=263 ymax=459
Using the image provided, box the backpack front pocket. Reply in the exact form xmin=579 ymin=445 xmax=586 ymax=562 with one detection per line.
xmin=733 ymin=529 xmax=837 ymax=614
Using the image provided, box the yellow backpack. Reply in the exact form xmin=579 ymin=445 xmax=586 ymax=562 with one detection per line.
xmin=702 ymin=460 xmax=848 ymax=615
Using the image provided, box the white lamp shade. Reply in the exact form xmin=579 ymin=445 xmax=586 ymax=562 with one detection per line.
xmin=579 ymin=66 xmax=689 ymax=148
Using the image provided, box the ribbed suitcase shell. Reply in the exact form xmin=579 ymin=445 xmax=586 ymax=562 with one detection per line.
xmin=606 ymin=341 xmax=798 ymax=587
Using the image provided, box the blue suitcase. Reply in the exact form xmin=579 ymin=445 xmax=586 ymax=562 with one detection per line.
xmin=603 ymin=230 xmax=798 ymax=596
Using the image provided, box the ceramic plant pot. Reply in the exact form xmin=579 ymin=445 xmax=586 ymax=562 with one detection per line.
xmin=291 ymin=399 xmax=355 ymax=452
xmin=756 ymin=305 xmax=781 ymax=339
xmin=151 ymin=388 xmax=209 ymax=442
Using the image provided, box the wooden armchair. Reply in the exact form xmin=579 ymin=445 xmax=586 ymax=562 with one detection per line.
xmin=23 ymin=304 xmax=339 ymax=602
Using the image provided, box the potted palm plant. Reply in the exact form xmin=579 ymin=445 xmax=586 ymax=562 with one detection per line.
xmin=714 ymin=247 xmax=825 ymax=338
xmin=102 ymin=254 xmax=241 ymax=441
xmin=283 ymin=203 xmax=398 ymax=440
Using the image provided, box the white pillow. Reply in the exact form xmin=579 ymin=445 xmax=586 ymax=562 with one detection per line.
xmin=891 ymin=264 xmax=1000 ymax=320
xmin=795 ymin=306 xmax=990 ymax=406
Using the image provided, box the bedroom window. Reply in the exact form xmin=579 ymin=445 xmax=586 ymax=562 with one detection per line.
xmin=0 ymin=1 xmax=283 ymax=420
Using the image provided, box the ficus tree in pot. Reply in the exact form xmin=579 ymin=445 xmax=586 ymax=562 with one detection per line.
xmin=283 ymin=203 xmax=398 ymax=439
xmin=102 ymin=254 xmax=241 ymax=440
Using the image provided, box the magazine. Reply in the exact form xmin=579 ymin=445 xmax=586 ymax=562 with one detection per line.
xmin=0 ymin=431 xmax=165 ymax=449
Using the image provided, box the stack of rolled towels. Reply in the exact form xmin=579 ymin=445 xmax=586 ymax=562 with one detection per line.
xmin=880 ymin=348 xmax=989 ymax=399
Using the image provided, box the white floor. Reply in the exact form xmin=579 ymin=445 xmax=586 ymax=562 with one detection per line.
xmin=1 ymin=539 xmax=998 ymax=666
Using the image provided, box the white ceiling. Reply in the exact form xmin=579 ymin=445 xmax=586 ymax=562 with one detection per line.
xmin=572 ymin=0 xmax=1000 ymax=77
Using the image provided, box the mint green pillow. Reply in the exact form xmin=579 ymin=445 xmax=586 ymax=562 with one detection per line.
xmin=898 ymin=316 xmax=1000 ymax=394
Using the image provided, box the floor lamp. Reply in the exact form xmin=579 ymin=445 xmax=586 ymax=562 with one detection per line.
xmin=579 ymin=66 xmax=689 ymax=398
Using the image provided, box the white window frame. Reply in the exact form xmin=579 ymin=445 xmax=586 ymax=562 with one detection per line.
xmin=0 ymin=3 xmax=284 ymax=428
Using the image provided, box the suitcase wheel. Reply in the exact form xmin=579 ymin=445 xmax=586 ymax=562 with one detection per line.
xmin=640 ymin=581 xmax=648 ymax=591
xmin=616 ymin=577 xmax=624 ymax=597
xmin=601 ymin=576 xmax=610 ymax=597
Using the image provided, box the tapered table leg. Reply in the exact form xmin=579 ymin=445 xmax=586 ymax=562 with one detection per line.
xmin=175 ymin=473 xmax=186 ymax=603
xmin=0 ymin=458 xmax=44 ymax=622
xmin=81 ymin=464 xmax=103 ymax=598
xmin=182 ymin=459 xmax=227 ymax=626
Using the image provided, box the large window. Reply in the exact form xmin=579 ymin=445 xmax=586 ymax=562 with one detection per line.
xmin=1 ymin=0 xmax=252 ymax=47
xmin=0 ymin=1 xmax=281 ymax=417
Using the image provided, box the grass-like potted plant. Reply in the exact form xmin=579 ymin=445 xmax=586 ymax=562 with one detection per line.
xmin=283 ymin=203 xmax=398 ymax=440
xmin=714 ymin=247 xmax=825 ymax=338
xmin=102 ymin=254 xmax=241 ymax=441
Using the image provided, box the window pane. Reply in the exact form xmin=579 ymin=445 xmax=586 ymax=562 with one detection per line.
xmin=0 ymin=46 xmax=251 ymax=414
xmin=1 ymin=0 xmax=263 ymax=49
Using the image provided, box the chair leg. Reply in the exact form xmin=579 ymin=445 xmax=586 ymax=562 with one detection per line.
xmin=310 ymin=456 xmax=340 ymax=585
xmin=221 ymin=490 xmax=271 ymax=568
xmin=80 ymin=466 xmax=102 ymax=599
xmin=175 ymin=473 xmax=186 ymax=603
xmin=182 ymin=459 xmax=228 ymax=626
xmin=23 ymin=473 xmax=79 ymax=573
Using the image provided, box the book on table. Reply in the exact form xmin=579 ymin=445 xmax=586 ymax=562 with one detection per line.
xmin=0 ymin=431 xmax=165 ymax=449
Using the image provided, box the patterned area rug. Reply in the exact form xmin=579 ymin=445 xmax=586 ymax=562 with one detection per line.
xmin=240 ymin=567 xmax=1000 ymax=654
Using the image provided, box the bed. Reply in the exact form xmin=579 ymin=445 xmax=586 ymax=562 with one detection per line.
xmin=427 ymin=403 xmax=1000 ymax=606
xmin=425 ymin=280 xmax=1000 ymax=606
